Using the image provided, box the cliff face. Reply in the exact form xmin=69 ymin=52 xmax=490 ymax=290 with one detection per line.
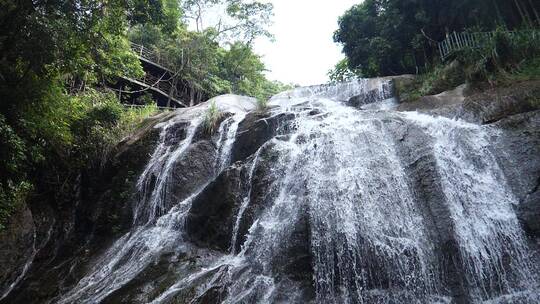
xmin=0 ymin=112 xmax=169 ymax=302
xmin=397 ymin=80 xmax=540 ymax=239
xmin=0 ymin=80 xmax=539 ymax=304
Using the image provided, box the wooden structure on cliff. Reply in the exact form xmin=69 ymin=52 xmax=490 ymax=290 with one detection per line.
xmin=116 ymin=42 xmax=207 ymax=108
xmin=437 ymin=29 xmax=539 ymax=61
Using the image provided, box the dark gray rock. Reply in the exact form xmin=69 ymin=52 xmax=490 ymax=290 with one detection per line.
xmin=0 ymin=204 xmax=35 ymax=297
xmin=347 ymin=80 xmax=396 ymax=108
xmin=186 ymin=164 xmax=245 ymax=251
xmin=490 ymin=110 xmax=540 ymax=238
xmin=231 ymin=111 xmax=295 ymax=163
xmin=397 ymin=80 xmax=540 ymax=125
xmin=169 ymin=140 xmax=218 ymax=204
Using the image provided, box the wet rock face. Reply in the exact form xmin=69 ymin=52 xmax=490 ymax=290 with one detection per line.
xmin=397 ymin=80 xmax=540 ymax=124
xmin=0 ymin=204 xmax=34 ymax=297
xmin=186 ymin=164 xmax=245 ymax=251
xmin=460 ymin=83 xmax=540 ymax=124
xmin=347 ymin=80 xmax=396 ymax=108
xmin=231 ymin=111 xmax=295 ymax=163
xmin=491 ymin=111 xmax=540 ymax=239
xmin=2 ymin=86 xmax=540 ymax=304
xmin=0 ymin=116 xmax=164 ymax=303
xmin=169 ymin=140 xmax=218 ymax=204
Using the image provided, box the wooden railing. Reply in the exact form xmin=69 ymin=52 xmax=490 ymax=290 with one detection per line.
xmin=123 ymin=104 xmax=176 ymax=111
xmin=127 ymin=41 xmax=209 ymax=106
xmin=126 ymin=42 xmax=185 ymax=104
xmin=437 ymin=30 xmax=539 ymax=61
xmin=129 ymin=42 xmax=180 ymax=70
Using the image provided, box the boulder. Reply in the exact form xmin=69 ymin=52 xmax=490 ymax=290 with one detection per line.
xmin=231 ymin=111 xmax=295 ymax=163
xmin=186 ymin=164 xmax=245 ymax=251
xmin=491 ymin=111 xmax=540 ymax=238
xmin=0 ymin=204 xmax=35 ymax=297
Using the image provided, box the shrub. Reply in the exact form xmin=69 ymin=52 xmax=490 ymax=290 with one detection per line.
xmin=417 ymin=62 xmax=465 ymax=96
xmin=456 ymin=28 xmax=540 ymax=84
xmin=203 ymin=101 xmax=223 ymax=134
xmin=256 ymin=98 xmax=268 ymax=112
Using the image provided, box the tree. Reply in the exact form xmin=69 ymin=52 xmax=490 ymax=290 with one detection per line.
xmin=334 ymin=0 xmax=540 ymax=77
xmin=328 ymin=59 xmax=362 ymax=83
xmin=0 ymin=0 xmax=176 ymax=228
xmin=182 ymin=0 xmax=274 ymax=44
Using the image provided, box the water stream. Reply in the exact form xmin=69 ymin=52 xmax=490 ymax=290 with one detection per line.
xmin=56 ymin=81 xmax=538 ymax=303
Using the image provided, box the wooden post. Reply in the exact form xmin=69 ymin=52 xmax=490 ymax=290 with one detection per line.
xmin=167 ymin=77 xmax=178 ymax=108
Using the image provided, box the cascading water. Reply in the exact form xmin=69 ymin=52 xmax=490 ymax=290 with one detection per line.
xmin=56 ymin=81 xmax=538 ymax=304
xmin=56 ymin=97 xmax=254 ymax=304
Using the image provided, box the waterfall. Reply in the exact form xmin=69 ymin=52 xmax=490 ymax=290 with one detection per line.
xmin=403 ymin=112 xmax=537 ymax=301
xmin=56 ymin=81 xmax=538 ymax=304
xmin=56 ymin=99 xmax=251 ymax=304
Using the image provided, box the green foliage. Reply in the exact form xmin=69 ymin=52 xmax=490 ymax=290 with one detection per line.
xmin=455 ymin=29 xmax=540 ymax=84
xmin=396 ymin=29 xmax=540 ymax=103
xmin=0 ymin=0 xmax=279 ymax=227
xmin=334 ymin=0 xmax=540 ymax=77
xmin=0 ymin=86 xmax=157 ymax=229
xmin=0 ymin=181 xmax=33 ymax=231
xmin=182 ymin=0 xmax=274 ymax=43
xmin=256 ymin=98 xmax=269 ymax=112
xmin=396 ymin=62 xmax=467 ymax=102
xmin=418 ymin=63 xmax=465 ymax=95
xmin=128 ymin=23 xmax=286 ymax=102
xmin=0 ymin=115 xmax=27 ymax=179
xmin=127 ymin=0 xmax=182 ymax=34
xmin=71 ymin=89 xmax=159 ymax=167
xmin=328 ymin=58 xmax=363 ymax=83
xmin=507 ymin=57 xmax=540 ymax=81
xmin=204 ymin=101 xmax=223 ymax=134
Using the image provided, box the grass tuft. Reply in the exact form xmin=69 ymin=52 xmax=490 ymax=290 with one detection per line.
xmin=204 ymin=101 xmax=223 ymax=134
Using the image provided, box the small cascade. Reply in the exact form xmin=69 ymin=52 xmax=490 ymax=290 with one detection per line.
xmin=230 ymin=144 xmax=264 ymax=254
xmin=56 ymin=99 xmax=251 ymax=304
xmin=403 ymin=112 xmax=538 ymax=301
xmin=215 ymin=112 xmax=247 ymax=173
xmin=133 ymin=118 xmax=201 ymax=226
xmin=0 ymin=228 xmax=36 ymax=301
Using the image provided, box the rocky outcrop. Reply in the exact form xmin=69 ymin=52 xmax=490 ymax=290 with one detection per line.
xmin=232 ymin=111 xmax=294 ymax=163
xmin=0 ymin=204 xmax=35 ymax=298
xmin=397 ymin=80 xmax=540 ymax=124
xmin=1 ymin=81 xmax=539 ymax=304
xmin=491 ymin=111 xmax=540 ymax=238
xmin=186 ymin=164 xmax=245 ymax=251
xmin=0 ymin=113 xmax=166 ymax=303
xmin=397 ymin=80 xmax=540 ymax=240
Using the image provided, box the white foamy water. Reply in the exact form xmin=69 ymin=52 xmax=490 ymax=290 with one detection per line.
xmin=54 ymin=82 xmax=539 ymax=304
xmin=55 ymin=96 xmax=253 ymax=304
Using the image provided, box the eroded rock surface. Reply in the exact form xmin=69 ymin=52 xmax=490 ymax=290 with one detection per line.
xmin=1 ymin=83 xmax=539 ymax=304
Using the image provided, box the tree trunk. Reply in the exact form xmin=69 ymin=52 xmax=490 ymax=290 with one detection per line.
xmin=513 ymin=0 xmax=533 ymax=27
xmin=526 ymin=0 xmax=540 ymax=25
xmin=492 ymin=0 xmax=505 ymax=27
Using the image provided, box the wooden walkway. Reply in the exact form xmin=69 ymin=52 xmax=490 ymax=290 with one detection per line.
xmin=130 ymin=42 xmax=180 ymax=73
xmin=125 ymin=42 xmax=199 ymax=108
xmin=437 ymin=30 xmax=539 ymax=61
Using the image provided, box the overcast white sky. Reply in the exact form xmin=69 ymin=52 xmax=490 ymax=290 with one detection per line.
xmin=254 ymin=0 xmax=359 ymax=86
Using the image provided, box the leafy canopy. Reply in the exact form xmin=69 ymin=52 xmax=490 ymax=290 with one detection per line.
xmin=334 ymin=0 xmax=540 ymax=77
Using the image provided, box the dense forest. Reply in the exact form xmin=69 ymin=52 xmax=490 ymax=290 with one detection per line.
xmin=0 ymin=0 xmax=289 ymax=230
xmin=332 ymin=0 xmax=540 ymax=78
